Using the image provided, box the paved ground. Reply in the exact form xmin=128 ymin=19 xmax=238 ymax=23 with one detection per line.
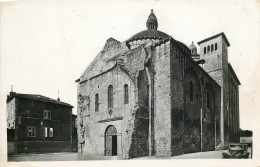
xmin=8 ymin=152 xmax=122 ymax=161
xmin=135 ymin=151 xmax=223 ymax=159
xmin=8 ymin=148 xmax=252 ymax=161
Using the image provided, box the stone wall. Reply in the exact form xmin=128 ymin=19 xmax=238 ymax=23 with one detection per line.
xmin=183 ymin=68 xmax=202 ymax=153
xmin=78 ymin=37 xmax=222 ymax=159
xmin=77 ymin=66 xmax=135 ymax=158
xmin=228 ymin=69 xmax=240 ymax=142
xmin=199 ymin=35 xmax=231 ymax=146
xmin=170 ymin=39 xmax=221 ymax=156
xmin=153 ymin=41 xmax=172 ymax=156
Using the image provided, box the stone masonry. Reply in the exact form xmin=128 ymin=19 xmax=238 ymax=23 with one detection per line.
xmin=76 ymin=10 xmax=240 ymax=159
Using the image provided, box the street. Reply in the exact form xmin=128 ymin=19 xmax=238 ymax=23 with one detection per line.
xmin=8 ymin=148 xmax=252 ymax=161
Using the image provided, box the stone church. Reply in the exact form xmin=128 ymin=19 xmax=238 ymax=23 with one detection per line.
xmin=76 ymin=10 xmax=240 ymax=159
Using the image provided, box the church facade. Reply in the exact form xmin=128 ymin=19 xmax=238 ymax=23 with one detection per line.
xmin=76 ymin=10 xmax=240 ymax=159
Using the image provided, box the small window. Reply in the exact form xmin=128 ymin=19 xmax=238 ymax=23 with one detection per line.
xmin=190 ymin=81 xmax=193 ymax=102
xmin=10 ymin=106 xmax=13 ymax=118
xmin=207 ymin=46 xmax=210 ymax=53
xmin=215 ymin=43 xmax=218 ymax=50
xmin=44 ymin=127 xmax=53 ymax=138
xmin=211 ymin=44 xmax=214 ymax=52
xmin=95 ymin=94 xmax=99 ymax=112
xmin=204 ymin=47 xmax=206 ymax=54
xmin=27 ymin=126 xmax=36 ymax=137
xmin=124 ymin=84 xmax=129 ymax=104
xmin=43 ymin=110 xmax=51 ymax=119
xmin=207 ymin=92 xmax=210 ymax=108
xmin=108 ymin=85 xmax=113 ymax=108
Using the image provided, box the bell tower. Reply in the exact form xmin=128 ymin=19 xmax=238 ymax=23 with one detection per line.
xmin=198 ymin=32 xmax=230 ymax=147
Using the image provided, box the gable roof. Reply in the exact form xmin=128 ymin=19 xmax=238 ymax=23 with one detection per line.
xmin=7 ymin=92 xmax=73 ymax=107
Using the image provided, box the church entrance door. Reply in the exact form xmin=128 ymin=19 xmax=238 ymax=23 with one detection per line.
xmin=105 ymin=125 xmax=117 ymax=156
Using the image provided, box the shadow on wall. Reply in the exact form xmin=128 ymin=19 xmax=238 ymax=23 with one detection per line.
xmin=128 ymin=107 xmax=149 ymax=159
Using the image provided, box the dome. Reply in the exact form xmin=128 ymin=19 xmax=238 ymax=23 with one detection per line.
xmin=126 ymin=9 xmax=170 ymax=43
xmin=127 ymin=29 xmax=170 ymax=43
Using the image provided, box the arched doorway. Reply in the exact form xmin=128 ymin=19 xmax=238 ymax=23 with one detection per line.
xmin=105 ymin=125 xmax=117 ymax=156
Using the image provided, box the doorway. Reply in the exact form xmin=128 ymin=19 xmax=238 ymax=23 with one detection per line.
xmin=105 ymin=125 xmax=117 ymax=156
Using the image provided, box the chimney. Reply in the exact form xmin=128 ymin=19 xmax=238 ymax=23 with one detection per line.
xmin=10 ymin=85 xmax=15 ymax=96
xmin=57 ymin=91 xmax=60 ymax=102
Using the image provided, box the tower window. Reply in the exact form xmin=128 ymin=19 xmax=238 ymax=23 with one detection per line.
xmin=190 ymin=81 xmax=193 ymax=102
xmin=108 ymin=85 xmax=113 ymax=108
xmin=124 ymin=84 xmax=129 ymax=104
xmin=211 ymin=44 xmax=214 ymax=52
xmin=95 ymin=93 xmax=99 ymax=112
xmin=207 ymin=46 xmax=210 ymax=53
xmin=215 ymin=43 xmax=218 ymax=50
xmin=204 ymin=47 xmax=206 ymax=54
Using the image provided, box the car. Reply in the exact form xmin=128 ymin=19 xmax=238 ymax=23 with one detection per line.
xmin=222 ymin=143 xmax=249 ymax=159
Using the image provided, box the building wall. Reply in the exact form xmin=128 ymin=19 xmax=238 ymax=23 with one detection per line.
xmin=72 ymin=115 xmax=78 ymax=152
xmin=77 ymin=66 xmax=135 ymax=157
xmin=170 ymin=40 xmax=221 ymax=156
xmin=199 ymin=35 xmax=234 ymax=146
xmin=78 ymin=38 xmax=222 ymax=159
xmin=153 ymin=41 xmax=172 ymax=156
xmin=10 ymin=97 xmax=73 ymax=153
xmin=228 ymin=71 xmax=240 ymax=142
xmin=7 ymin=98 xmax=16 ymax=129
xmin=183 ymin=68 xmax=202 ymax=154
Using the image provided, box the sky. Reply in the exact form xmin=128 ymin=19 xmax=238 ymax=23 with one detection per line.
xmin=0 ymin=0 xmax=259 ymax=133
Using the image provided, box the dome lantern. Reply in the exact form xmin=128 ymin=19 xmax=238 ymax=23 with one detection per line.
xmin=189 ymin=41 xmax=197 ymax=55
xmin=146 ymin=9 xmax=158 ymax=30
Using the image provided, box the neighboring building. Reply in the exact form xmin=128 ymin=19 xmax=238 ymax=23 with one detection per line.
xmin=6 ymin=91 xmax=76 ymax=154
xmin=76 ymin=10 xmax=240 ymax=159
